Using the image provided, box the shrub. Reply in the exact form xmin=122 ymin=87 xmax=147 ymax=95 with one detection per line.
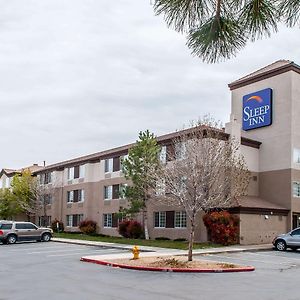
xmin=173 ymin=238 xmax=187 ymax=242
xmin=203 ymin=211 xmax=239 ymax=246
xmin=51 ymin=219 xmax=64 ymax=233
xmin=155 ymin=237 xmax=171 ymax=241
xmin=118 ymin=220 xmax=144 ymax=239
xmin=79 ymin=219 xmax=97 ymax=235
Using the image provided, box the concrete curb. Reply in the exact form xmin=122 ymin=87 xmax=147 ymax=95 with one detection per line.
xmin=80 ymin=257 xmax=255 ymax=273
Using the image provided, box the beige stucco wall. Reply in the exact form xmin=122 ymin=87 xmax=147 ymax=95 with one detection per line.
xmin=231 ymin=71 xmax=292 ymax=173
xmin=239 ymin=213 xmax=288 ymax=245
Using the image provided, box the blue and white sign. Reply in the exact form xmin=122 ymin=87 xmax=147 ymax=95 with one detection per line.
xmin=242 ymin=88 xmax=272 ymax=131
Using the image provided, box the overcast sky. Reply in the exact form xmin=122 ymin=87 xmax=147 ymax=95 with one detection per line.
xmin=0 ymin=0 xmax=299 ymax=169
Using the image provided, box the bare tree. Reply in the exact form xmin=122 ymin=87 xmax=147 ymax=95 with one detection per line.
xmin=156 ymin=118 xmax=250 ymax=261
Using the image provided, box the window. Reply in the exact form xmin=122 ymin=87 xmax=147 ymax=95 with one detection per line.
xmin=5 ymin=177 xmax=10 ymax=188
xmin=103 ymin=214 xmax=112 ymax=228
xmin=104 ymin=186 xmax=113 ymax=200
xmin=105 ymin=159 xmax=113 ymax=173
xmin=38 ymin=216 xmax=51 ymax=227
xmin=293 ymin=182 xmax=300 ymax=197
xmin=67 ymin=165 xmax=84 ymax=180
xmin=112 ymin=184 xmax=121 ymax=199
xmin=156 ymin=179 xmax=166 ymax=196
xmin=15 ymin=223 xmax=37 ymax=230
xmin=154 ymin=212 xmax=166 ymax=228
xmin=40 ymin=172 xmax=52 ymax=184
xmin=294 ymin=149 xmax=300 ymax=164
xmin=43 ymin=194 xmax=52 ymax=205
xmin=175 ymin=211 xmax=187 ymax=228
xmin=66 ymin=214 xmax=84 ymax=227
xmin=0 ymin=223 xmax=12 ymax=230
xmin=291 ymin=229 xmax=300 ymax=236
xmin=103 ymin=213 xmax=118 ymax=228
xmin=67 ymin=191 xmax=74 ymax=202
xmin=68 ymin=167 xmax=74 ymax=180
xmin=67 ymin=190 xmax=84 ymax=203
xmin=175 ymin=142 xmax=186 ymax=160
xmin=159 ymin=145 xmax=167 ymax=164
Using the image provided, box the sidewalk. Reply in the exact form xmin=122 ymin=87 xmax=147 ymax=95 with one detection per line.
xmin=52 ymin=237 xmax=273 ymax=261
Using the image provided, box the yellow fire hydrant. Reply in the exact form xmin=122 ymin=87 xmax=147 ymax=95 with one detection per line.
xmin=132 ymin=245 xmax=140 ymax=260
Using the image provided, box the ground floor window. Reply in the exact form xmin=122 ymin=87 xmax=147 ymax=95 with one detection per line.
xmin=154 ymin=211 xmax=187 ymax=228
xmin=38 ymin=216 xmax=52 ymax=227
xmin=154 ymin=211 xmax=166 ymax=228
xmin=103 ymin=213 xmax=119 ymax=228
xmin=66 ymin=214 xmax=84 ymax=227
xmin=175 ymin=211 xmax=187 ymax=228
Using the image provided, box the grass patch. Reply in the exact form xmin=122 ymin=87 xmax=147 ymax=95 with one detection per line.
xmin=53 ymin=232 xmax=221 ymax=250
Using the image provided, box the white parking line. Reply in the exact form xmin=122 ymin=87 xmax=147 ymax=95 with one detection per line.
xmin=7 ymin=245 xmax=83 ymax=252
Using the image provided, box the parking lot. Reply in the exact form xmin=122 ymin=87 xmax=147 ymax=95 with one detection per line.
xmin=1 ymin=242 xmax=300 ymax=300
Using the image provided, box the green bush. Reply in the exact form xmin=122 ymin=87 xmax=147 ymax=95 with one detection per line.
xmin=79 ymin=219 xmax=97 ymax=235
xmin=51 ymin=219 xmax=64 ymax=233
xmin=173 ymin=238 xmax=187 ymax=242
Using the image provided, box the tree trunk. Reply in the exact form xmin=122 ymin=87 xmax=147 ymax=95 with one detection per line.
xmin=188 ymin=217 xmax=195 ymax=261
xmin=143 ymin=209 xmax=150 ymax=240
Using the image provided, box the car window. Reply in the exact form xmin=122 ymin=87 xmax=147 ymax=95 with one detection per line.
xmin=25 ymin=224 xmax=37 ymax=230
xmin=291 ymin=229 xmax=300 ymax=236
xmin=15 ymin=223 xmax=28 ymax=229
xmin=15 ymin=223 xmax=37 ymax=230
xmin=0 ymin=224 xmax=12 ymax=230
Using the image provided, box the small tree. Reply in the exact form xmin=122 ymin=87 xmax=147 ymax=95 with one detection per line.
xmin=157 ymin=117 xmax=250 ymax=261
xmin=121 ymin=130 xmax=161 ymax=240
xmin=10 ymin=170 xmax=41 ymax=221
xmin=0 ymin=188 xmax=22 ymax=220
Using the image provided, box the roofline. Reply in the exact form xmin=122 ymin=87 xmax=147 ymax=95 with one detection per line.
xmin=228 ymin=62 xmax=300 ymax=90
xmin=229 ymin=206 xmax=289 ymax=216
xmin=33 ymin=127 xmax=261 ymax=174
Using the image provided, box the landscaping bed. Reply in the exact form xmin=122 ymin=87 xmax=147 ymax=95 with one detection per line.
xmin=81 ymin=255 xmax=255 ymax=273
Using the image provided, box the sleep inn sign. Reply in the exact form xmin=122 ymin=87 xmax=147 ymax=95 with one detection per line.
xmin=242 ymin=88 xmax=272 ymax=131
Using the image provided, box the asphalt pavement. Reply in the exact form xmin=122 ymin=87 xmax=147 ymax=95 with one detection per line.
xmin=1 ymin=241 xmax=300 ymax=300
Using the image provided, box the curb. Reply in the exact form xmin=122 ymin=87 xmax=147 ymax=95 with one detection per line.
xmin=80 ymin=257 xmax=255 ymax=273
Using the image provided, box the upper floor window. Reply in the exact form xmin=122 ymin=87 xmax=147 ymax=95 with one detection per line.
xmin=5 ymin=177 xmax=10 ymax=188
xmin=159 ymin=145 xmax=167 ymax=164
xmin=104 ymin=184 xmax=123 ymax=200
xmin=43 ymin=194 xmax=53 ymax=205
xmin=293 ymin=182 xmax=300 ymax=197
xmin=294 ymin=149 xmax=300 ymax=164
xmin=68 ymin=165 xmax=85 ymax=180
xmin=40 ymin=172 xmax=52 ymax=185
xmin=175 ymin=142 xmax=186 ymax=160
xmin=67 ymin=189 xmax=85 ymax=203
xmin=105 ymin=157 xmax=121 ymax=173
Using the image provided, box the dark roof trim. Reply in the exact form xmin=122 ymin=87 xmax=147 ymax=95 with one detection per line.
xmin=33 ymin=127 xmax=261 ymax=174
xmin=241 ymin=137 xmax=261 ymax=149
xmin=229 ymin=206 xmax=289 ymax=216
xmin=228 ymin=62 xmax=300 ymax=90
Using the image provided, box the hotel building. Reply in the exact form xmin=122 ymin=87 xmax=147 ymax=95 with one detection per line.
xmin=1 ymin=60 xmax=300 ymax=245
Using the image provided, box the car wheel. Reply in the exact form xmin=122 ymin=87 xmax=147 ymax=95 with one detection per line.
xmin=7 ymin=234 xmax=17 ymax=244
xmin=41 ymin=233 xmax=51 ymax=242
xmin=275 ymin=240 xmax=287 ymax=251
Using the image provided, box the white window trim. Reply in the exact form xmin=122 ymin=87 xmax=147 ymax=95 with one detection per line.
xmin=103 ymin=213 xmax=113 ymax=228
xmin=105 ymin=158 xmax=113 ymax=174
xmin=104 ymin=185 xmax=113 ymax=200
xmin=175 ymin=211 xmax=187 ymax=228
xmin=154 ymin=211 xmax=166 ymax=228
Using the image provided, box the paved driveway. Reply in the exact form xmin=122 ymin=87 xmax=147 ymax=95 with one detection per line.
xmin=1 ymin=242 xmax=300 ymax=300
